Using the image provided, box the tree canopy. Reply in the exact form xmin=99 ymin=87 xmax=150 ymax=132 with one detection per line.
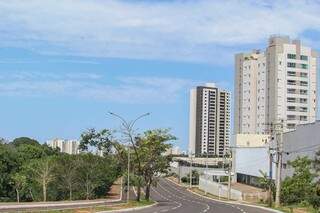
xmin=0 ymin=138 xmax=121 ymax=202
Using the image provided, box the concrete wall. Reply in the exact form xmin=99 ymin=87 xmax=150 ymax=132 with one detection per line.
xmin=283 ymin=121 xmax=320 ymax=177
xmin=199 ymin=177 xmax=242 ymax=200
xmin=170 ymin=165 xmax=225 ymax=178
xmin=234 ymin=146 xmax=276 ymax=180
xmin=234 ymin=134 xmax=269 ymax=147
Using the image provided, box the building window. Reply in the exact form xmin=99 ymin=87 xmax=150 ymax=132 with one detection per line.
xmin=300 ymin=116 xmax=307 ymax=121
xmin=287 ymin=97 xmax=295 ymax=103
xmin=287 ymin=53 xmax=296 ymax=59
xmin=287 ymin=62 xmax=296 ymax=68
xmin=287 ymin=80 xmax=296 ymax=85
xmin=300 ymin=81 xmax=308 ymax=86
xmin=287 ymin=71 xmax=296 ymax=76
xmin=300 ymin=73 xmax=307 ymax=78
xmin=287 ymin=88 xmax=296 ymax=94
xmin=287 ymin=106 xmax=296 ymax=111
xmin=300 ymin=98 xmax=307 ymax=104
xmin=287 ymin=115 xmax=296 ymax=120
xmin=301 ymin=64 xmax=308 ymax=69
xmin=300 ymin=55 xmax=308 ymax=61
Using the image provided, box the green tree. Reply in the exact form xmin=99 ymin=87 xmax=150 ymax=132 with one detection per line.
xmin=12 ymin=137 xmax=40 ymax=147
xmin=310 ymin=149 xmax=320 ymax=210
xmin=313 ymin=149 xmax=320 ymax=179
xmin=11 ymin=173 xmax=27 ymax=203
xmin=0 ymin=143 xmax=19 ymax=201
xmin=78 ymin=154 xmax=103 ymax=200
xmin=79 ymin=128 xmax=114 ymax=155
xmin=25 ymin=157 xmax=56 ymax=202
xmin=281 ymin=156 xmax=315 ymax=205
xmin=55 ymin=154 xmax=79 ymax=200
xmin=136 ymin=129 xmax=176 ymax=200
xmin=0 ymin=137 xmax=7 ymax=144
xmin=258 ymin=170 xmax=275 ymax=205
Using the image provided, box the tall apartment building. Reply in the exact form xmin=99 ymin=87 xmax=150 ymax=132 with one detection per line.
xmin=189 ymin=83 xmax=231 ymax=157
xmin=234 ymin=36 xmax=317 ymax=134
xmin=47 ymin=139 xmax=80 ymax=155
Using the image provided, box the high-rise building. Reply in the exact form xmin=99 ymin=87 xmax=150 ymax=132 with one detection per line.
xmin=189 ymin=83 xmax=231 ymax=157
xmin=47 ymin=139 xmax=80 ymax=155
xmin=234 ymin=36 xmax=317 ymax=134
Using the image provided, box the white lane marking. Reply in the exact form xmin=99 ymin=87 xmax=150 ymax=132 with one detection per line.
xmin=157 ymin=181 xmax=210 ymax=213
xmin=151 ymin=187 xmax=182 ymax=213
xmin=161 ymin=179 xmax=211 ymax=213
xmin=169 ymin=178 xmax=281 ymax=213
xmin=163 ymin=179 xmax=250 ymax=213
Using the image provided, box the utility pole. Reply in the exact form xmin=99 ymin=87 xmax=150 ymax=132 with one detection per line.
xmin=264 ymin=120 xmax=283 ymax=207
xmin=268 ymin=147 xmax=273 ymax=207
xmin=205 ymin=152 xmax=208 ymax=195
xmin=223 ymin=149 xmax=232 ymax=200
xmin=178 ymin=162 xmax=181 ymax=184
xmin=275 ymin=120 xmax=284 ymax=208
xmin=189 ymin=154 xmax=193 ymax=188
xmin=227 ymin=150 xmax=232 ymax=200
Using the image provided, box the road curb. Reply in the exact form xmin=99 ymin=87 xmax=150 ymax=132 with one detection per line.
xmin=166 ymin=178 xmax=283 ymax=213
xmin=97 ymin=201 xmax=158 ymax=213
xmin=0 ymin=199 xmax=122 ymax=211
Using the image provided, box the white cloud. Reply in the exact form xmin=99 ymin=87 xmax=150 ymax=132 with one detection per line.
xmin=0 ymin=72 xmax=201 ymax=104
xmin=0 ymin=0 xmax=319 ymax=63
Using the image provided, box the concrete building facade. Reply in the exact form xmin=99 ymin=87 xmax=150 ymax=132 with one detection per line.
xmin=234 ymin=36 xmax=317 ymax=134
xmin=47 ymin=139 xmax=80 ymax=155
xmin=233 ymin=134 xmax=269 ymax=147
xmin=189 ymin=83 xmax=230 ymax=157
xmin=233 ymin=121 xmax=320 ymax=187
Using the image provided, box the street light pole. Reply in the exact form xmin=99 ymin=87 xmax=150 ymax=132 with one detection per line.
xmin=205 ymin=152 xmax=208 ymax=195
xmin=127 ymin=145 xmax=130 ymax=202
xmin=189 ymin=152 xmax=193 ymax=188
xmin=108 ymin=112 xmax=150 ymax=203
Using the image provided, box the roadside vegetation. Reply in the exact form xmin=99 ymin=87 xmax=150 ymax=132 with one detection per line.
xmin=79 ymin=127 xmax=176 ymax=202
xmin=0 ymin=122 xmax=175 ymax=205
xmin=0 ymin=137 xmax=121 ymax=202
xmin=259 ymin=151 xmax=320 ymax=213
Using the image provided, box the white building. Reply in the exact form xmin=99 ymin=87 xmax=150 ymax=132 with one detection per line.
xmin=189 ymin=83 xmax=231 ymax=157
xmin=233 ymin=134 xmax=269 ymax=147
xmin=233 ymin=146 xmax=276 ymax=187
xmin=234 ymin=122 xmax=320 ymax=186
xmin=234 ymin=36 xmax=317 ymax=134
xmin=47 ymin=139 xmax=80 ymax=155
xmin=164 ymin=146 xmax=181 ymax=156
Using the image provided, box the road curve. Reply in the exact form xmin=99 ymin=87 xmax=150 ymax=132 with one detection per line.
xmin=133 ymin=178 xmax=280 ymax=213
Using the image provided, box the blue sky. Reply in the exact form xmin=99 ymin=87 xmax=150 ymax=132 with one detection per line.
xmin=0 ymin=0 xmax=320 ymax=151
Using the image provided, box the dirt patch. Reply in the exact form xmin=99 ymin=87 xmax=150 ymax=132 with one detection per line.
xmin=106 ymin=178 xmax=122 ymax=200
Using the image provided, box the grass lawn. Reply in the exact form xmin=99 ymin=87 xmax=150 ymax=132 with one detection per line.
xmin=190 ymin=187 xmax=319 ymax=213
xmin=271 ymin=205 xmax=318 ymax=213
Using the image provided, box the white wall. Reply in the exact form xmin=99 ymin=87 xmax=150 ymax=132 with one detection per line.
xmin=234 ymin=147 xmax=276 ymax=179
xmin=199 ymin=177 xmax=243 ymax=201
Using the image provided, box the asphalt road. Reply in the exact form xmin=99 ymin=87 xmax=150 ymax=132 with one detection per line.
xmin=133 ymin=178 xmax=278 ymax=213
